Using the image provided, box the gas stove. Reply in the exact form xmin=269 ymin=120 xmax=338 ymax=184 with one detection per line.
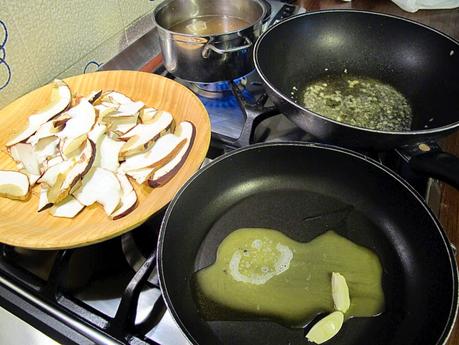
xmin=0 ymin=2 xmax=439 ymax=345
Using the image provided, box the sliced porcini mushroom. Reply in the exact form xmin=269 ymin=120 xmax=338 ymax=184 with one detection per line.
xmin=120 ymin=121 xmax=193 ymax=172
xmin=94 ymin=104 xmax=118 ymax=123
xmin=106 ymin=101 xmax=144 ymax=118
xmin=148 ymin=122 xmax=195 ymax=187
xmin=47 ymin=139 xmax=95 ymax=204
xmin=38 ymin=159 xmax=74 ymax=187
xmin=118 ymin=173 xmax=134 ymax=194
xmin=43 ymin=156 xmax=64 ymax=171
xmin=85 ymin=90 xmax=103 ymax=104
xmin=101 ymin=91 xmax=134 ymax=105
xmin=7 ymin=80 xmax=71 ymax=147
xmin=60 ymin=134 xmax=88 ymax=158
xmin=88 ymin=123 xmax=123 ymax=171
xmin=73 ymin=167 xmax=121 ymax=216
xmin=111 ymin=190 xmax=137 ymax=220
xmin=111 ymin=173 xmax=137 ymax=220
xmin=105 ymin=116 xmax=138 ymax=136
xmin=126 ymin=167 xmax=155 ymax=184
xmin=0 ymin=170 xmax=30 ymax=200
xmin=34 ymin=136 xmax=60 ymax=164
xmin=37 ymin=185 xmax=52 ymax=212
xmin=58 ymin=99 xmax=95 ymax=140
xmin=49 ymin=195 xmax=85 ymax=218
xmin=26 ymin=119 xmax=65 ymax=145
xmin=98 ymin=136 xmax=124 ymax=171
xmin=139 ymin=108 xmax=158 ymax=124
xmin=119 ymin=111 xmax=173 ymax=158
xmin=8 ymin=143 xmax=41 ymax=176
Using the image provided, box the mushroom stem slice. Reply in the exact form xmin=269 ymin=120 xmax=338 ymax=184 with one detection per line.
xmin=0 ymin=170 xmax=30 ymax=200
xmin=6 ymin=80 xmax=71 ymax=146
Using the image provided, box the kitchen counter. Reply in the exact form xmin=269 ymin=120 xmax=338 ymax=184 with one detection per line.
xmin=293 ymin=1 xmax=459 ymax=343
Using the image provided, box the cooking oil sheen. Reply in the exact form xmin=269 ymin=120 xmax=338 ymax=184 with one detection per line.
xmin=193 ymin=228 xmax=384 ymax=327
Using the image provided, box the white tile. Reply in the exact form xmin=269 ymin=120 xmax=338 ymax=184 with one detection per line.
xmin=125 ymin=12 xmax=156 ymax=45
xmin=4 ymin=0 xmax=124 ymax=84
xmin=118 ymin=0 xmax=158 ymax=27
xmin=0 ymin=0 xmax=41 ymax=109
xmin=57 ymin=30 xmax=128 ymax=80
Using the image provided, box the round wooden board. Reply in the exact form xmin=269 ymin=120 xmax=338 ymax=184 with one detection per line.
xmin=0 ymin=70 xmax=211 ymax=249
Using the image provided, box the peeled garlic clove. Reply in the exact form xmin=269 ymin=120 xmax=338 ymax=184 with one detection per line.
xmin=331 ymin=272 xmax=350 ymax=313
xmin=306 ymin=311 xmax=344 ymax=344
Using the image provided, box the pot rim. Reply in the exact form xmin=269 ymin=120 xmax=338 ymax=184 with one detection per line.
xmin=153 ymin=0 xmax=267 ymax=39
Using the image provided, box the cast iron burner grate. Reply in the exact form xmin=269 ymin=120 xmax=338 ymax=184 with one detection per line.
xmin=159 ymin=67 xmax=280 ymax=149
xmin=0 ymin=225 xmax=166 ymax=345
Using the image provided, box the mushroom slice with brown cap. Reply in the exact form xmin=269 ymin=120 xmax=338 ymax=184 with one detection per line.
xmin=6 ymin=80 xmax=71 ymax=147
xmin=73 ymin=167 xmax=122 ymax=216
xmin=120 ymin=121 xmax=193 ymax=173
xmin=119 ymin=110 xmax=173 ymax=158
xmin=148 ymin=122 xmax=195 ymax=187
xmin=26 ymin=118 xmax=66 ymax=146
xmin=46 ymin=139 xmax=96 ymax=204
xmin=110 ymin=173 xmax=137 ymax=220
xmin=0 ymin=170 xmax=30 ymax=200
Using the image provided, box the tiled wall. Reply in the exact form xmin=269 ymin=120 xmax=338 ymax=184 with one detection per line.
xmin=0 ymin=0 xmax=161 ymax=109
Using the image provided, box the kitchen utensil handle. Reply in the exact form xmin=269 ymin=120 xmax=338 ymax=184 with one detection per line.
xmin=202 ymin=36 xmax=252 ymax=57
xmin=409 ymin=151 xmax=459 ymax=190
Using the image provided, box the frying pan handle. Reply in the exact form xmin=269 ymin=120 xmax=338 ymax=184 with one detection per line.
xmin=409 ymin=150 xmax=459 ymax=190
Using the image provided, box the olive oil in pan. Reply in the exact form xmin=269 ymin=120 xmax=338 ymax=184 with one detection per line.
xmin=298 ymin=74 xmax=413 ymax=131
xmin=193 ymin=228 xmax=384 ymax=327
xmin=170 ymin=15 xmax=251 ymax=35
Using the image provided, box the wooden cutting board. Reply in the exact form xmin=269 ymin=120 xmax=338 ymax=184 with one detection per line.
xmin=0 ymin=70 xmax=211 ymax=249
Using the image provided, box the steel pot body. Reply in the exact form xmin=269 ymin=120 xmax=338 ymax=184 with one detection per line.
xmin=154 ymin=0 xmax=267 ymax=82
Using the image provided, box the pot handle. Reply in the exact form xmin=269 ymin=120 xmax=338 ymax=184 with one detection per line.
xmin=409 ymin=150 xmax=459 ymax=190
xmin=202 ymin=36 xmax=252 ymax=58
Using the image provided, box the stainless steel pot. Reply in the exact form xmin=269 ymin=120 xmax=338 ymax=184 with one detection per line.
xmin=153 ymin=0 xmax=267 ymax=82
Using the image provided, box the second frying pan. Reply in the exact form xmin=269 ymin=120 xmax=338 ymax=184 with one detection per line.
xmin=158 ymin=142 xmax=458 ymax=345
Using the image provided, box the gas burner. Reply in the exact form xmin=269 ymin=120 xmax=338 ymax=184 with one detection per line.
xmin=178 ymin=76 xmax=247 ymax=99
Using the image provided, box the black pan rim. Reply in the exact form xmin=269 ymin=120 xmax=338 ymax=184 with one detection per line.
xmin=253 ymin=9 xmax=459 ymax=137
xmin=157 ymin=141 xmax=459 ymax=345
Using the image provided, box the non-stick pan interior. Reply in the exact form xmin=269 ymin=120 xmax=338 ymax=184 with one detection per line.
xmin=158 ymin=143 xmax=457 ymax=345
xmin=255 ymin=11 xmax=459 ymax=130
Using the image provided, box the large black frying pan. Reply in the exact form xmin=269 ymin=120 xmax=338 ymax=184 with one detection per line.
xmin=158 ymin=142 xmax=458 ymax=345
xmin=254 ymin=10 xmax=459 ymax=189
